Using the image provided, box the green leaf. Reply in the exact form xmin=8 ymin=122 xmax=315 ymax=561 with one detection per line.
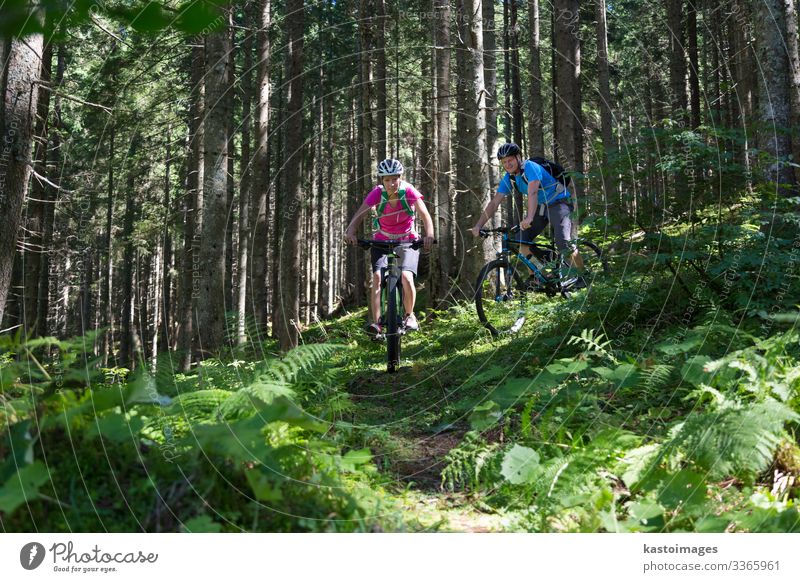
xmin=182 ymin=514 xmax=223 ymax=533
xmin=245 ymin=468 xmax=284 ymax=503
xmin=656 ymin=336 xmax=702 ymax=356
xmin=175 ymin=0 xmax=226 ymax=35
xmin=545 ymin=359 xmax=589 ymax=375
xmin=620 ymin=444 xmax=660 ymax=489
xmin=500 ymin=444 xmax=540 ymax=485
xmin=627 ymin=499 xmax=665 ymax=524
xmin=657 ymin=471 xmax=706 ymax=510
xmin=0 ymin=462 xmax=51 ymax=514
xmin=468 ymin=400 xmax=502 ymax=431
xmin=695 ymin=516 xmax=731 ymax=533
xmin=126 ymin=370 xmax=163 ymax=405
xmin=129 ymin=1 xmax=170 ymax=32
xmin=491 ymin=378 xmax=535 ymax=408
xmin=340 ymin=448 xmax=372 ymax=471
xmin=0 ymin=420 xmax=36 ymax=483
xmin=681 ymin=356 xmax=712 ymax=387
xmin=85 ymin=414 xmax=145 ymax=443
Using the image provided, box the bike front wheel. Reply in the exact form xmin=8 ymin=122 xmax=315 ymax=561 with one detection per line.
xmin=474 ymin=259 xmax=531 ymax=337
xmin=385 ymin=273 xmax=403 ymax=372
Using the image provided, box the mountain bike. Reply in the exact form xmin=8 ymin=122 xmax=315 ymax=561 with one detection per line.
xmin=358 ymin=238 xmax=432 ymax=373
xmin=474 ymin=226 xmax=608 ymax=336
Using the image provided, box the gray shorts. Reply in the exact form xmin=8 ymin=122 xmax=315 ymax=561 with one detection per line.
xmin=370 ymin=243 xmax=420 ymax=276
xmin=519 ymin=199 xmax=575 ymax=253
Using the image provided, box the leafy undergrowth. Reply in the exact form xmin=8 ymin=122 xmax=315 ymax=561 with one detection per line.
xmin=2 ymin=195 xmax=799 ymax=532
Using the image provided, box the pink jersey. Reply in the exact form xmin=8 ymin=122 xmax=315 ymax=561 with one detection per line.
xmin=363 ymin=182 xmax=423 ymax=241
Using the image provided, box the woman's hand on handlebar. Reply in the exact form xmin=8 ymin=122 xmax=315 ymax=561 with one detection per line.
xmin=470 ymin=225 xmax=482 ymax=238
xmin=423 ymin=235 xmax=435 ymax=251
xmin=345 ymin=231 xmax=358 ymax=246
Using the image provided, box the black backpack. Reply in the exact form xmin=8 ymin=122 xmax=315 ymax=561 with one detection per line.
xmin=529 ymin=157 xmax=571 ymax=187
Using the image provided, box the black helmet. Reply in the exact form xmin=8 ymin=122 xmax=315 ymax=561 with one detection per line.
xmin=497 ymin=143 xmax=521 ymax=159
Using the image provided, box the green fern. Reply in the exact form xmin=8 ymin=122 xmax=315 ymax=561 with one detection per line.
xmin=568 ymin=329 xmax=618 ymax=363
xmin=638 ymin=364 xmax=677 ymax=395
xmin=652 ymin=399 xmax=798 ymax=481
xmin=218 ymin=379 xmax=296 ymax=420
xmin=440 ymin=432 xmax=501 ymax=492
xmin=260 ymin=343 xmax=343 ymax=385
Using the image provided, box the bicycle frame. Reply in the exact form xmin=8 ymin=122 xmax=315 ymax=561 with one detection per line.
xmin=492 ymin=229 xmax=560 ymax=286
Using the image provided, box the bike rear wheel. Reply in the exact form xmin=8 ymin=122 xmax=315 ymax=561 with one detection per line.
xmin=474 ymin=259 xmax=532 ymax=336
xmin=385 ymin=273 xmax=403 ymax=372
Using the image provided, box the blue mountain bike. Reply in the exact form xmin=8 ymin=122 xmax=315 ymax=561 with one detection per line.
xmin=475 ymin=226 xmax=608 ymax=336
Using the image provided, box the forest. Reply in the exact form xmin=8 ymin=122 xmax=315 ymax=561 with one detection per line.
xmin=1 ymin=0 xmax=799 ymax=533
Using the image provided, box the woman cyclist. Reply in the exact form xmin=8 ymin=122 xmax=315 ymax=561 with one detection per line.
xmin=345 ymin=158 xmax=435 ymax=336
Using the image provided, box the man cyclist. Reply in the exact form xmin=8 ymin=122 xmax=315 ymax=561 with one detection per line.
xmin=470 ymin=142 xmax=585 ymax=287
xmin=345 ymin=158 xmax=435 ymax=336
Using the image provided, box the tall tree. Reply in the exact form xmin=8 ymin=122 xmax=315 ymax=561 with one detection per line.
xmin=686 ymin=0 xmax=701 ymax=130
xmin=509 ymin=1 xmax=524 ymax=147
xmin=237 ymin=1 xmax=255 ymax=345
xmin=553 ymin=0 xmax=583 ymax=202
xmin=197 ymin=16 xmax=232 ymax=356
xmin=459 ymin=0 xmax=493 ymax=292
xmin=755 ymin=0 xmax=797 ymax=193
xmin=23 ymin=43 xmax=53 ymax=337
xmin=595 ymin=0 xmax=616 ymax=200
xmin=527 ymin=0 xmax=545 ymax=156
xmin=251 ymin=0 xmax=272 ymax=331
xmin=784 ymin=0 xmax=800 ymax=183
xmin=119 ymin=135 xmax=139 ymax=367
xmin=667 ymin=0 xmax=687 ymax=120
xmin=375 ymin=0 xmax=388 ymax=160
xmin=274 ymin=0 xmax=305 ymax=350
xmin=177 ymin=39 xmax=204 ymax=370
xmin=0 ymin=31 xmax=44 ymax=325
xmin=483 ymin=0 xmax=498 ymax=187
xmin=434 ymin=0 xmax=453 ymax=299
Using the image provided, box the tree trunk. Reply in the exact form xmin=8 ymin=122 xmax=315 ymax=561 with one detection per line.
xmin=0 ymin=32 xmax=44 ymax=325
xmin=274 ymin=0 xmax=305 ymax=351
xmin=119 ymin=138 xmax=138 ymax=368
xmin=756 ymin=0 xmax=797 ymax=193
xmin=527 ymin=0 xmax=544 ymax=156
xmin=225 ymin=15 xmax=236 ymax=316
xmin=252 ymin=0 xmax=272 ymax=332
xmin=23 ymin=43 xmax=52 ymax=338
xmin=434 ymin=0 xmax=453 ymax=300
xmin=459 ymin=0 xmax=493 ymax=294
xmin=483 ymin=0 xmax=498 ymax=188
xmin=197 ymin=19 xmax=231 ymax=356
xmin=157 ymin=124 xmax=173 ymax=355
xmin=237 ymin=0 xmax=255 ymax=345
xmin=510 ymin=2 xmax=524 ymax=147
xmin=784 ymin=0 xmax=800 ymax=183
xmin=177 ymin=40 xmax=204 ymax=370
xmin=39 ymin=45 xmax=64 ymax=338
xmin=376 ymin=0 xmax=388 ymax=160
xmin=553 ymin=0 xmax=583 ymax=203
xmin=687 ymin=0 xmax=701 ymax=130
xmin=667 ymin=0 xmax=687 ymax=120
xmin=596 ymin=0 xmax=616 ymax=201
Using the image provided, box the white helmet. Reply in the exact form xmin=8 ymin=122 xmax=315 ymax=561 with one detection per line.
xmin=377 ymin=158 xmax=404 ymax=176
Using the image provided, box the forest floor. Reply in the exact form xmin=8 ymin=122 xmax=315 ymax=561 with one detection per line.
xmin=311 ymin=295 xmax=573 ymax=532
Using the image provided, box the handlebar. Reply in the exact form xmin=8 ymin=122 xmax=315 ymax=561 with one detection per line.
xmin=479 ymin=225 xmax=521 ymax=238
xmin=357 ymin=238 xmax=436 ymax=252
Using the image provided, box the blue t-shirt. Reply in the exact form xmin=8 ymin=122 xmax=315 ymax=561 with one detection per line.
xmin=497 ymin=159 xmax=570 ymax=205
